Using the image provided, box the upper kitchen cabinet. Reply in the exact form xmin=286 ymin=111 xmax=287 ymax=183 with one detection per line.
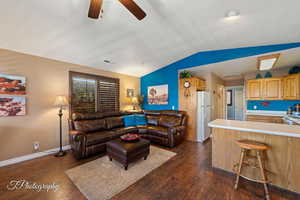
xmin=262 ymin=78 xmax=282 ymax=100
xmin=247 ymin=79 xmax=262 ymax=100
xmin=247 ymin=73 xmax=300 ymax=100
xmin=282 ymin=74 xmax=300 ymax=100
xmin=246 ymin=78 xmax=282 ymax=100
xmin=196 ymin=78 xmax=206 ymax=91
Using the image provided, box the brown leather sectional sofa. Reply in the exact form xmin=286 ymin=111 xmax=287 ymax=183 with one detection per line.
xmin=69 ymin=110 xmax=187 ymax=159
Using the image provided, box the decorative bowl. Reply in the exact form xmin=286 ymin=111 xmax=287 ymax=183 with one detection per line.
xmin=120 ymin=134 xmax=140 ymax=142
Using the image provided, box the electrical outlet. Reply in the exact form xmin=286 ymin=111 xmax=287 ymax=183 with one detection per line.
xmin=33 ymin=141 xmax=40 ymax=151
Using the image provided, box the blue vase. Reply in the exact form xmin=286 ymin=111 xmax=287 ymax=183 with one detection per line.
xmin=264 ymin=72 xmax=272 ymax=78
xmin=256 ymin=74 xmax=262 ymax=79
xmin=289 ymin=66 xmax=300 ymax=74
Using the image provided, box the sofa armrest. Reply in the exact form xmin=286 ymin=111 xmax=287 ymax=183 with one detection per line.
xmin=69 ymin=130 xmax=86 ymax=142
xmin=167 ymin=125 xmax=186 ymax=147
xmin=168 ymin=125 xmax=185 ymax=136
xmin=69 ymin=130 xmax=86 ymax=159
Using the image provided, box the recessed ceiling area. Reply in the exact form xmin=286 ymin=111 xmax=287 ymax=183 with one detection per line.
xmin=1 ymin=0 xmax=300 ymax=77
xmin=186 ymin=47 xmax=300 ymax=80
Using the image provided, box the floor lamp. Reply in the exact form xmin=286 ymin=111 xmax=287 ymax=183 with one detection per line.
xmin=54 ymin=95 xmax=68 ymax=157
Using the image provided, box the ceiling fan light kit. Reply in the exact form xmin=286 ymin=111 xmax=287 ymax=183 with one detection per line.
xmin=225 ymin=10 xmax=240 ymax=20
xmin=88 ymin=0 xmax=146 ymax=20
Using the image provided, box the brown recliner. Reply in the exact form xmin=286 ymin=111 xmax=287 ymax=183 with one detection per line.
xmin=138 ymin=110 xmax=187 ymax=148
xmin=69 ymin=110 xmax=187 ymax=159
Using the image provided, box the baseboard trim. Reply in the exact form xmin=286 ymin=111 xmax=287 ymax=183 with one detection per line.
xmin=0 ymin=145 xmax=71 ymax=167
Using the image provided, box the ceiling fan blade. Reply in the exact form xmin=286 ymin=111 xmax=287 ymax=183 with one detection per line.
xmin=118 ymin=0 xmax=146 ymax=20
xmin=88 ymin=0 xmax=103 ymax=19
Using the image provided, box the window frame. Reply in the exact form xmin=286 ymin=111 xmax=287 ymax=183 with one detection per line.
xmin=69 ymin=71 xmax=120 ymax=115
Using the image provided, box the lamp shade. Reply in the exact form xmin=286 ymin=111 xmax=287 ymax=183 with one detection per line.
xmin=131 ymin=97 xmax=138 ymax=104
xmin=54 ymin=95 xmax=68 ymax=107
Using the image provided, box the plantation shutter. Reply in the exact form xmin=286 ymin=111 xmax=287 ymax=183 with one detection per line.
xmin=97 ymin=78 xmax=120 ymax=112
xmin=69 ymin=71 xmax=120 ymax=114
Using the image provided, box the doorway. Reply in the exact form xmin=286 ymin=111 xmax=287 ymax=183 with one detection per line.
xmin=226 ymin=87 xmax=244 ymax=120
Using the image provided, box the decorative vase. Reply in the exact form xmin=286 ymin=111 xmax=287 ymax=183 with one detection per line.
xmin=264 ymin=72 xmax=272 ymax=78
xmin=288 ymin=66 xmax=300 ymax=74
xmin=256 ymin=74 xmax=262 ymax=79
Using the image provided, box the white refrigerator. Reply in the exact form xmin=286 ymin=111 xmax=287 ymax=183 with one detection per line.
xmin=196 ymin=91 xmax=211 ymax=142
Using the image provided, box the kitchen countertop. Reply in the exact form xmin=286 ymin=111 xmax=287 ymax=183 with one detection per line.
xmin=246 ymin=110 xmax=286 ymax=117
xmin=208 ymin=119 xmax=300 ymax=138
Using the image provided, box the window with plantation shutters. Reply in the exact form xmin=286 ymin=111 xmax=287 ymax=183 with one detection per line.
xmin=69 ymin=71 xmax=120 ymax=114
xmin=98 ymin=79 xmax=120 ymax=112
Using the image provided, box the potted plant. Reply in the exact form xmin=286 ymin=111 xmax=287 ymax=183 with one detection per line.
xmin=180 ymin=71 xmax=192 ymax=79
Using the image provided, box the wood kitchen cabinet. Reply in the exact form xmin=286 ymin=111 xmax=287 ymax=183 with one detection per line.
xmin=246 ymin=79 xmax=262 ymax=100
xmin=196 ymin=78 xmax=206 ymax=91
xmin=282 ymin=74 xmax=300 ymax=100
xmin=246 ymin=78 xmax=282 ymax=100
xmin=262 ymin=78 xmax=282 ymax=100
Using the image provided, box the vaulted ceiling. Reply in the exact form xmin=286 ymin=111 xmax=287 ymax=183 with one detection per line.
xmin=1 ymin=0 xmax=300 ymax=77
xmin=188 ymin=48 xmax=300 ymax=80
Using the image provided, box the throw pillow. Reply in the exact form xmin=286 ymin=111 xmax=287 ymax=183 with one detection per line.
xmin=135 ymin=114 xmax=147 ymax=126
xmin=123 ymin=115 xmax=136 ymax=127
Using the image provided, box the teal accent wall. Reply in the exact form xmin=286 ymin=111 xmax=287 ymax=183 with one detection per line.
xmin=141 ymin=43 xmax=300 ymax=110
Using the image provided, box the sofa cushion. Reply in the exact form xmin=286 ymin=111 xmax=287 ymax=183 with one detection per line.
xmin=159 ymin=116 xmax=181 ymax=128
xmin=123 ymin=115 xmax=136 ymax=127
xmin=111 ymin=127 xmax=138 ymax=136
xmin=86 ymin=131 xmax=117 ymax=146
xmin=159 ymin=110 xmax=185 ymax=118
xmin=73 ymin=119 xmax=106 ymax=133
xmin=146 ymin=126 xmax=168 ymax=138
xmin=72 ymin=112 xmax=104 ymax=121
xmin=137 ymin=125 xmax=148 ymax=134
xmin=72 ymin=112 xmax=124 ymax=121
xmin=112 ymin=126 xmax=138 ymax=136
xmin=135 ymin=114 xmax=147 ymax=126
xmin=106 ymin=117 xmax=124 ymax=129
xmin=146 ymin=115 xmax=160 ymax=126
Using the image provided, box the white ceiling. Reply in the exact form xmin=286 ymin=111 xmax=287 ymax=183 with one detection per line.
xmin=187 ymin=48 xmax=300 ymax=79
xmin=1 ymin=0 xmax=300 ymax=77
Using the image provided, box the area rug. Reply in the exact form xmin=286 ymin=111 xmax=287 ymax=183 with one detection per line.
xmin=66 ymin=146 xmax=176 ymax=200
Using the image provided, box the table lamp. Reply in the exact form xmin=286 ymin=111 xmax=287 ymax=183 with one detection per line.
xmin=131 ymin=97 xmax=139 ymax=110
xmin=54 ymin=95 xmax=68 ymax=157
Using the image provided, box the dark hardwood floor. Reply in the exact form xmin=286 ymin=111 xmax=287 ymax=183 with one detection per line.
xmin=0 ymin=140 xmax=299 ymax=200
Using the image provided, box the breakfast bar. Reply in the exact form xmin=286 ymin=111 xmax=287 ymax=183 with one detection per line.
xmin=208 ymin=119 xmax=300 ymax=194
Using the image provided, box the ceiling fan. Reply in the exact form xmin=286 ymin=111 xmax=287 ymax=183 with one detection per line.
xmin=88 ymin=0 xmax=146 ymax=20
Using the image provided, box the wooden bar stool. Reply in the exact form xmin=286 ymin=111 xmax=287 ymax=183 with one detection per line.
xmin=234 ymin=140 xmax=270 ymax=200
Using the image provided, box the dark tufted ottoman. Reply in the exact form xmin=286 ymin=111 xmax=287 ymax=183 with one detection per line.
xmin=106 ymin=138 xmax=150 ymax=170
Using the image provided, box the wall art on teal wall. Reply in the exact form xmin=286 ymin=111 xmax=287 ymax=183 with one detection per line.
xmin=147 ymin=85 xmax=168 ymax=105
